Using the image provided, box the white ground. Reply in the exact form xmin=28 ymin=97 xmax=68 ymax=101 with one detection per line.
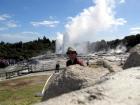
xmin=35 ymin=67 xmax=140 ymax=105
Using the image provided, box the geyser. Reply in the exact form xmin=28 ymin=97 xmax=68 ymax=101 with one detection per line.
xmin=56 ymin=32 xmax=89 ymax=54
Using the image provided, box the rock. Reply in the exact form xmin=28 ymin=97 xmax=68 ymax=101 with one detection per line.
xmin=35 ymin=67 xmax=140 ymax=105
xmin=129 ymin=44 xmax=140 ymax=53
xmin=102 ymin=60 xmax=115 ymax=72
xmin=96 ymin=59 xmax=122 ymax=72
xmin=42 ymin=65 xmax=109 ymax=101
xmin=123 ymin=51 xmax=140 ymax=69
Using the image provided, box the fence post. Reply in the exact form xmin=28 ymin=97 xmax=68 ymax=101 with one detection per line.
xmin=6 ymin=72 xmax=10 ymax=79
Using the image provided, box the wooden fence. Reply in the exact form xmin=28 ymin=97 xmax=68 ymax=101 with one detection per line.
xmin=0 ymin=64 xmax=65 ymax=79
xmin=0 ymin=65 xmax=32 ymax=79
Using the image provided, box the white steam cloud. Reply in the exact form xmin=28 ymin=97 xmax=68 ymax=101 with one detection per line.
xmin=55 ymin=32 xmax=63 ymax=54
xmin=56 ymin=0 xmax=127 ymax=54
xmin=65 ymin=0 xmax=126 ymax=42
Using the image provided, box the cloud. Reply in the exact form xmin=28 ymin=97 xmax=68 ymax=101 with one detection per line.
xmin=130 ymin=27 xmax=140 ymax=34
xmin=0 ymin=27 xmax=8 ymax=31
xmin=21 ymin=31 xmax=39 ymax=35
xmin=0 ymin=21 xmax=18 ymax=31
xmin=0 ymin=32 xmax=41 ymax=43
xmin=0 ymin=14 xmax=11 ymax=21
xmin=6 ymin=21 xmax=18 ymax=28
xmin=119 ymin=0 xmax=125 ymax=4
xmin=31 ymin=20 xmax=59 ymax=27
xmin=0 ymin=14 xmax=19 ymax=31
xmin=64 ymin=0 xmax=127 ymax=42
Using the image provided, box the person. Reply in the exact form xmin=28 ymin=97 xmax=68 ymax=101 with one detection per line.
xmin=55 ymin=61 xmax=60 ymax=73
xmin=66 ymin=47 xmax=84 ymax=66
xmin=86 ymin=59 xmax=89 ymax=66
xmin=0 ymin=57 xmax=9 ymax=68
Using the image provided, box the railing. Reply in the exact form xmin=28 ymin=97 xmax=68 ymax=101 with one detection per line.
xmin=0 ymin=64 xmax=65 ymax=79
xmin=0 ymin=65 xmax=32 ymax=79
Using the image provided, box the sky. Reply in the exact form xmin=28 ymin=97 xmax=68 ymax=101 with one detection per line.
xmin=0 ymin=0 xmax=140 ymax=43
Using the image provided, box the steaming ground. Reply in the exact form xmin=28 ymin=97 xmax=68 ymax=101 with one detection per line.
xmin=33 ymin=52 xmax=140 ymax=105
xmin=0 ymin=55 xmax=67 ymax=81
xmin=1 ymin=51 xmax=139 ymax=105
xmin=0 ymin=52 xmax=128 ymax=81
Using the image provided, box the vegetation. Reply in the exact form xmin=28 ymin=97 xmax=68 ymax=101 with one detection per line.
xmin=90 ymin=34 xmax=140 ymax=52
xmin=122 ymin=34 xmax=140 ymax=50
xmin=94 ymin=40 xmax=108 ymax=52
xmin=0 ymin=36 xmax=55 ymax=60
xmin=0 ymin=33 xmax=140 ymax=67
xmin=0 ymin=75 xmax=49 ymax=105
xmin=107 ymin=34 xmax=140 ymax=51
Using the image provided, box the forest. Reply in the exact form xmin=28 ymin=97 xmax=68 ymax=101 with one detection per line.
xmin=0 ymin=36 xmax=55 ymax=65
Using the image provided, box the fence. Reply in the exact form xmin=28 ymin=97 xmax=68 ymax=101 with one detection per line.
xmin=0 ymin=64 xmax=65 ymax=79
xmin=0 ymin=64 xmax=32 ymax=79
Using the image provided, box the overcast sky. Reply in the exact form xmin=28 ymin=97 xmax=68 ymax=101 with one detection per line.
xmin=0 ymin=0 xmax=140 ymax=43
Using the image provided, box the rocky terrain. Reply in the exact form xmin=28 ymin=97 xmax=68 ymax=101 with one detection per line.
xmin=35 ymin=44 xmax=140 ymax=105
xmin=1 ymin=44 xmax=140 ymax=105
xmin=35 ymin=67 xmax=140 ymax=105
xmin=42 ymin=65 xmax=109 ymax=101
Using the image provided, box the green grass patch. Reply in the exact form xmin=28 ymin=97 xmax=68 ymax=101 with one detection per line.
xmin=0 ymin=75 xmax=49 ymax=105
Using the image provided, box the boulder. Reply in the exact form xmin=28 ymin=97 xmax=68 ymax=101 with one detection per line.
xmin=42 ymin=65 xmax=109 ymax=101
xmin=96 ymin=59 xmax=123 ymax=72
xmin=35 ymin=67 xmax=140 ymax=105
xmin=129 ymin=44 xmax=140 ymax=53
xmin=123 ymin=51 xmax=140 ymax=69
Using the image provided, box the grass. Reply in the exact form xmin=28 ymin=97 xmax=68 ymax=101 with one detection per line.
xmin=0 ymin=75 xmax=49 ymax=105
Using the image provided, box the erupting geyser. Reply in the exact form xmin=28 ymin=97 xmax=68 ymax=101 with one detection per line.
xmin=55 ymin=0 xmax=127 ymax=55
xmin=56 ymin=32 xmax=89 ymax=54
